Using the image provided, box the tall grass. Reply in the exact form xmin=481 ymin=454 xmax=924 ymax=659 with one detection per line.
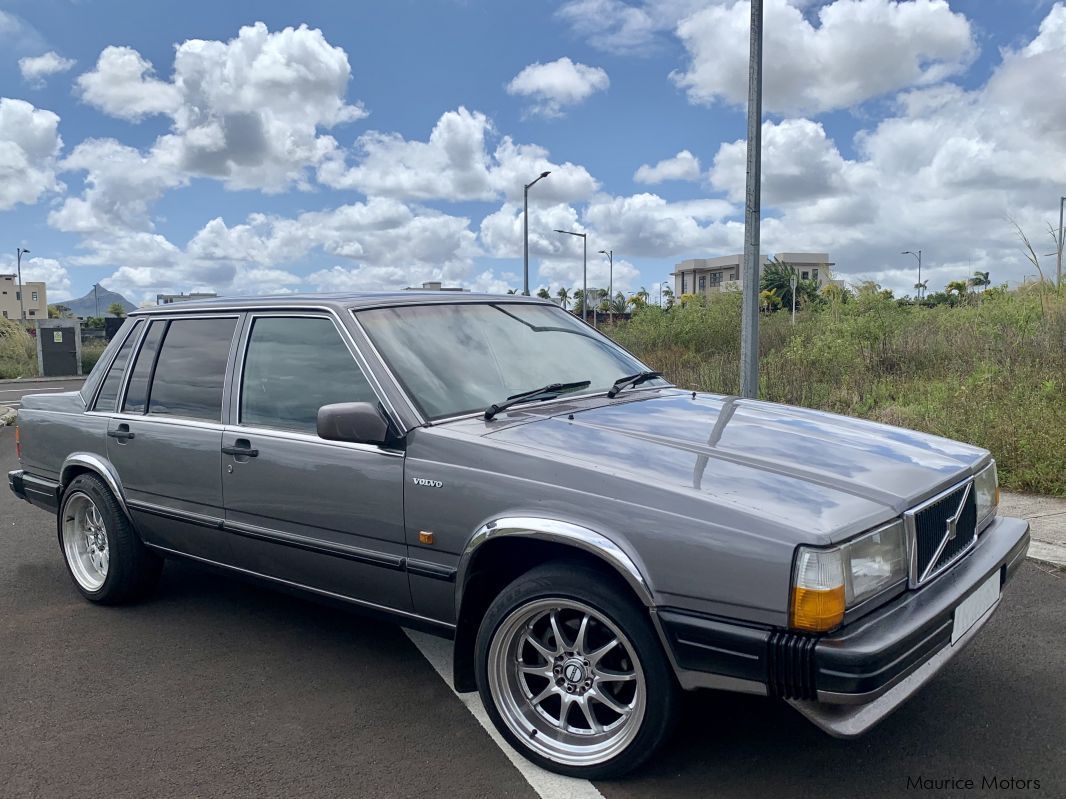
xmin=609 ymin=286 xmax=1066 ymax=495
xmin=0 ymin=318 xmax=37 ymax=379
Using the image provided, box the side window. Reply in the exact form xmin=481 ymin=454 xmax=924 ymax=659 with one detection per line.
xmin=123 ymin=320 xmax=166 ymax=414
xmin=93 ymin=320 xmax=143 ymax=411
xmin=240 ymin=317 xmax=377 ymax=434
xmin=148 ymin=318 xmax=237 ymax=421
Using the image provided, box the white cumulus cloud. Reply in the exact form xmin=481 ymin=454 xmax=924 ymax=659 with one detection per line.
xmin=19 ymin=51 xmax=77 ymax=88
xmin=634 ymin=150 xmax=702 ymax=184
xmin=506 ymin=57 xmax=609 ymax=117
xmin=0 ymin=98 xmax=64 ymax=210
xmin=672 ymin=0 xmax=975 ymax=115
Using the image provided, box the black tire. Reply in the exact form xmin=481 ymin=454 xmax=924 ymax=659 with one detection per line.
xmin=57 ymin=473 xmax=163 ymax=604
xmin=475 ymin=562 xmax=678 ymax=779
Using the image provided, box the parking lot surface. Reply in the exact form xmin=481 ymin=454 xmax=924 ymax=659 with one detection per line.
xmin=0 ymin=378 xmax=85 ymax=410
xmin=2 ymin=423 xmax=1062 ymax=798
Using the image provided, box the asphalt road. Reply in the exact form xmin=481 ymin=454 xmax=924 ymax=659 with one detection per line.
xmin=1 ymin=422 xmax=1063 ymax=799
xmin=0 ymin=377 xmax=85 ymax=409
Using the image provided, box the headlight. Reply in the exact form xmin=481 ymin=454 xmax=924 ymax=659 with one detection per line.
xmin=791 ymin=520 xmax=908 ymax=633
xmin=973 ymin=461 xmax=999 ymax=531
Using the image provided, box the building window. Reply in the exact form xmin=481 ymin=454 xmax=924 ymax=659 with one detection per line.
xmin=2 ymin=310 xmax=7 ymax=319
xmin=730 ymin=271 xmax=737 ymax=281
xmin=709 ymin=272 xmax=722 ymax=286
xmin=681 ymin=273 xmax=686 ymax=293
xmin=28 ymin=309 xmax=36 ymax=316
xmin=812 ymin=269 xmax=819 ymax=282
xmin=801 ymin=271 xmax=809 ymax=280
xmin=31 ymin=291 xmax=38 ymax=302
xmin=698 ymin=275 xmax=706 ymax=292
xmin=15 ymin=291 xmax=20 ymax=301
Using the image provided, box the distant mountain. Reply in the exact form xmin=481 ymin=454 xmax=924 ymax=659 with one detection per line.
xmin=57 ymin=286 xmax=136 ymax=319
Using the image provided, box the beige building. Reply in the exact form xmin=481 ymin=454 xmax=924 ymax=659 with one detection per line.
xmin=0 ymin=274 xmax=47 ymax=321
xmin=672 ymin=253 xmax=835 ymax=298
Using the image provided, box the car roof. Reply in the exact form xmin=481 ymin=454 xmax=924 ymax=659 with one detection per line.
xmin=128 ymin=291 xmax=552 ymax=316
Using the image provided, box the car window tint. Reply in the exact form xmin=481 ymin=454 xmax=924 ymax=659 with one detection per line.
xmin=241 ymin=317 xmax=376 ymax=434
xmin=93 ymin=320 xmax=143 ymax=412
xmin=122 ymin=320 xmax=166 ymax=414
xmin=148 ymin=318 xmax=237 ymax=421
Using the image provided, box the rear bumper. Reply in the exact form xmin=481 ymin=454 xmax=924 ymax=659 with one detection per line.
xmin=657 ymin=515 xmax=1030 ymax=736
xmin=8 ymin=469 xmax=61 ymax=514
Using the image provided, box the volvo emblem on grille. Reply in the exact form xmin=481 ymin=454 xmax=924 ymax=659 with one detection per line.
xmin=916 ymin=481 xmax=973 ymax=584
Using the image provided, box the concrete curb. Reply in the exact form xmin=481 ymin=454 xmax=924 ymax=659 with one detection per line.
xmin=0 ymin=406 xmax=15 ymax=426
xmin=1028 ymin=540 xmax=1066 ymax=570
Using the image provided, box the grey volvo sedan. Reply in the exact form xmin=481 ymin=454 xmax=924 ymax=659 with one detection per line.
xmin=9 ymin=293 xmax=1029 ymax=778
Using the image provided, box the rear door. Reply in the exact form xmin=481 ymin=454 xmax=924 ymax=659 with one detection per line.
xmin=220 ymin=313 xmax=409 ymax=611
xmin=106 ymin=314 xmax=240 ymax=562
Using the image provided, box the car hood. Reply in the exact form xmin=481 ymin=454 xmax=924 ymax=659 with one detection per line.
xmin=481 ymin=390 xmax=989 ymax=542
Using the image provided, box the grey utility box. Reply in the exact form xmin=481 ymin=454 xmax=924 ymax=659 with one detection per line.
xmin=35 ymin=319 xmax=82 ymax=377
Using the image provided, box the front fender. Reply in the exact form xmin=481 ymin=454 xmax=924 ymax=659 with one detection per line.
xmin=454 ymin=515 xmax=655 ymax=620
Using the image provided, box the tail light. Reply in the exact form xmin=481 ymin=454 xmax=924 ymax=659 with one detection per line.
xmin=15 ymin=425 xmax=21 ymax=460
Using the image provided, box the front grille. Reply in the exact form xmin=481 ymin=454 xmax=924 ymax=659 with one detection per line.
xmin=767 ymin=631 xmax=817 ymax=700
xmin=912 ymin=482 xmax=977 ymax=582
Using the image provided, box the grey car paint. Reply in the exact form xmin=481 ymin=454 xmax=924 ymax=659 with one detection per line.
xmin=11 ymin=292 xmax=1028 ymax=741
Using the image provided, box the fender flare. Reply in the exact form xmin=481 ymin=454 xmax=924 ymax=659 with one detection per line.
xmin=454 ymin=516 xmax=655 ymax=619
xmin=60 ymin=453 xmax=133 ymax=522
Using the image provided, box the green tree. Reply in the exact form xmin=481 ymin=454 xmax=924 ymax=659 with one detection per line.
xmin=969 ymin=271 xmax=991 ymax=291
xmin=107 ymin=302 xmax=127 ymax=318
xmin=607 ymin=292 xmax=627 ymax=315
xmin=662 ymin=285 xmax=675 ymax=309
xmin=536 ymin=287 xmax=551 ymax=300
xmin=555 ymin=287 xmax=571 ymax=309
xmin=761 ymin=258 xmax=818 ymax=311
xmin=913 ymin=280 xmax=928 ymax=300
xmin=760 ymin=288 xmax=781 ymax=313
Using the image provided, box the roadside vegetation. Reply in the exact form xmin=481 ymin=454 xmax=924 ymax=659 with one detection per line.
xmin=0 ymin=318 xmax=37 ymax=380
xmin=609 ymin=282 xmax=1066 ymax=496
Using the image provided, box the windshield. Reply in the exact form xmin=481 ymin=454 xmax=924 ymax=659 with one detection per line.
xmin=356 ymin=302 xmax=663 ymax=420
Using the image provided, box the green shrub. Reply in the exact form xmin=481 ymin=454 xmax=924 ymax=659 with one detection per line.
xmin=0 ymin=318 xmax=37 ymax=379
xmin=611 ymin=285 xmax=1066 ymax=495
xmin=81 ymin=340 xmax=107 ymax=374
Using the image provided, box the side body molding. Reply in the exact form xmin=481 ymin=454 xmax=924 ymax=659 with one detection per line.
xmin=455 ymin=516 xmax=655 ymax=616
xmin=61 ymin=453 xmax=133 ymax=521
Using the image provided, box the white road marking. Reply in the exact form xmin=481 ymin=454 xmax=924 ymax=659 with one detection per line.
xmin=404 ymin=629 xmax=607 ymax=799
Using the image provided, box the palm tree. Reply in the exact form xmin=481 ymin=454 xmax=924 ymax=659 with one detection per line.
xmin=107 ymin=302 xmax=126 ymax=318
xmin=661 ymin=285 xmax=675 ymax=309
xmin=627 ymin=292 xmax=647 ymax=311
xmin=969 ymin=271 xmax=991 ymax=291
xmin=608 ymin=292 xmax=627 ymax=315
xmin=506 ymin=288 xmax=518 ymax=295
xmin=759 ymin=288 xmax=781 ymax=313
xmin=762 ymin=258 xmax=817 ymax=311
xmin=555 ymin=286 xmax=571 ymax=310
xmin=913 ymin=280 xmax=928 ymax=300
xmin=572 ymin=289 xmax=586 ymax=316
xmin=946 ymin=279 xmax=968 ymax=296
xmin=635 ymin=286 xmax=650 ymax=306
xmin=536 ymin=287 xmax=551 ymax=300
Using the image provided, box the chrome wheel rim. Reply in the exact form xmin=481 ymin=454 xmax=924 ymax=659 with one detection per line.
xmin=488 ymin=598 xmax=646 ymax=767
xmin=61 ymin=492 xmax=109 ymax=591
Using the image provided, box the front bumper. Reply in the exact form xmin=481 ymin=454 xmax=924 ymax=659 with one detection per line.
xmin=657 ymin=515 xmax=1030 ymax=736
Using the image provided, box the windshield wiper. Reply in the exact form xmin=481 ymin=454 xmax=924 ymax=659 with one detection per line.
xmin=607 ymin=371 xmax=662 ymax=398
xmin=484 ymin=380 xmax=591 ymax=421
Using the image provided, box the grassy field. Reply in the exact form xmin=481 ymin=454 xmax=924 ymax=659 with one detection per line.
xmin=610 ymin=285 xmax=1066 ymax=496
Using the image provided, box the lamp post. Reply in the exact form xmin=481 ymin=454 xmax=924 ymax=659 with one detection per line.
xmin=16 ymin=247 xmax=30 ymax=322
xmin=739 ymin=0 xmax=764 ymax=399
xmin=555 ymin=229 xmax=588 ymax=326
xmin=523 ymin=171 xmax=551 ymax=296
xmin=902 ymin=249 xmax=922 ymax=299
xmin=598 ymin=249 xmax=613 ymax=322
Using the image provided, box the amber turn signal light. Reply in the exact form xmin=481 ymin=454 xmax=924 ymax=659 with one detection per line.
xmin=790 ymin=585 xmax=845 ymax=632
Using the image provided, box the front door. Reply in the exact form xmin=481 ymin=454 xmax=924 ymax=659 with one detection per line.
xmin=106 ymin=315 xmax=239 ymax=563
xmin=221 ymin=314 xmax=409 ymax=612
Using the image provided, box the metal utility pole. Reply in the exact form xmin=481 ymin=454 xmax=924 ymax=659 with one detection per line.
xmin=739 ymin=0 xmax=763 ymax=399
xmin=790 ymin=273 xmax=797 ymax=325
xmin=555 ymin=229 xmax=588 ymax=326
xmin=903 ymin=250 xmax=922 ymax=298
xmin=599 ymin=249 xmax=613 ymax=322
xmin=16 ymin=247 xmax=30 ymax=322
xmin=1058 ymin=196 xmax=1064 ymax=288
xmin=523 ymin=171 xmax=551 ymax=296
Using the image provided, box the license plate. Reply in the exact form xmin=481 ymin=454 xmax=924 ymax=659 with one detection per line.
xmin=951 ymin=572 xmax=1000 ymax=644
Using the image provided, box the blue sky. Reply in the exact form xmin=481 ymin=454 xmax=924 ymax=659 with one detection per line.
xmin=1 ymin=0 xmax=1064 ymax=305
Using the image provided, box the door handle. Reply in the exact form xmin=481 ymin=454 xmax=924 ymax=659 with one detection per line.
xmin=108 ymin=425 xmax=135 ymax=441
xmin=222 ymin=440 xmax=258 ymax=458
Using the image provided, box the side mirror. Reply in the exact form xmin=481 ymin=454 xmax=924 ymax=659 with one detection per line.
xmin=317 ymin=402 xmax=389 ymax=446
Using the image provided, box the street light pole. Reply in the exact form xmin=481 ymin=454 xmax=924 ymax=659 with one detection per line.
xmin=523 ymin=171 xmax=551 ymax=296
xmin=16 ymin=247 xmax=30 ymax=322
xmin=598 ymin=249 xmax=613 ymax=323
xmin=555 ymin=229 xmax=588 ymax=326
xmin=739 ymin=0 xmax=764 ymax=399
xmin=902 ymin=249 xmax=922 ymax=299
